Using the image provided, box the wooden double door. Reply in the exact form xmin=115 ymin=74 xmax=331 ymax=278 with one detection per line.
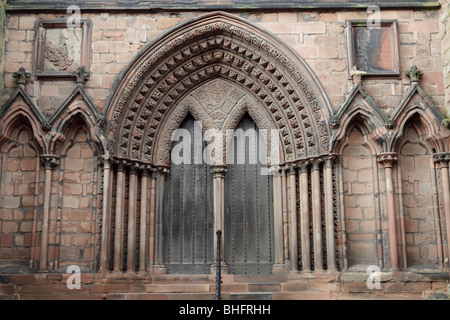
xmin=162 ymin=114 xmax=274 ymax=274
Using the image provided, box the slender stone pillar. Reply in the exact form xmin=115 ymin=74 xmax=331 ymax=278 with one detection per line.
xmin=299 ymin=161 xmax=311 ymax=272
xmin=288 ymin=165 xmax=299 ymax=273
xmin=312 ymin=159 xmax=323 ymax=272
xmin=153 ymin=167 xmax=168 ymax=274
xmin=324 ymin=156 xmax=337 ymax=271
xmin=39 ymin=155 xmax=59 ymax=271
xmin=211 ymin=166 xmax=227 ymax=273
xmin=281 ymin=168 xmax=289 ymax=264
xmin=126 ymin=163 xmax=138 ymax=273
xmin=139 ymin=166 xmax=150 ymax=274
xmin=113 ymin=160 xmax=126 ymax=273
xmin=434 ymin=153 xmax=450 ymax=265
xmin=378 ymin=153 xmax=399 ymax=271
xmin=99 ymin=156 xmax=112 ymax=273
xmin=147 ymin=170 xmax=156 ymax=273
xmin=272 ymin=168 xmax=285 ymax=270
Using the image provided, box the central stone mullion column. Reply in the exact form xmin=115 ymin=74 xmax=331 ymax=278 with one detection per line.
xmin=211 ymin=166 xmax=227 ymax=273
xmin=378 ymin=153 xmax=399 ymax=271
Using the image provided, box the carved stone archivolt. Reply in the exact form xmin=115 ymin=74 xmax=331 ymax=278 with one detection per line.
xmin=104 ymin=12 xmax=333 ymax=166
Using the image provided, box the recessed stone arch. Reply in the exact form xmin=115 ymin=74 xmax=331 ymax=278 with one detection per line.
xmin=103 ymin=11 xmax=333 ymax=165
xmin=156 ymin=78 xmax=280 ymax=167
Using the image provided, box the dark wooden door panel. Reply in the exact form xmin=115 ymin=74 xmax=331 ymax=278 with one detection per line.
xmin=225 ymin=114 xmax=274 ymax=275
xmin=163 ymin=115 xmax=214 ymax=274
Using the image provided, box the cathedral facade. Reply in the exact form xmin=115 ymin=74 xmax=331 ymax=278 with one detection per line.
xmin=0 ymin=0 xmax=449 ymax=299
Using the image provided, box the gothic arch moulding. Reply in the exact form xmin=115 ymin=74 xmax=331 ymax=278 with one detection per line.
xmin=103 ymin=11 xmax=333 ymax=166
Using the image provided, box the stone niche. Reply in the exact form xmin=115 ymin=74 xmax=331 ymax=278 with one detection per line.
xmin=346 ymin=20 xmax=400 ymax=78
xmin=35 ymin=19 xmax=91 ymax=80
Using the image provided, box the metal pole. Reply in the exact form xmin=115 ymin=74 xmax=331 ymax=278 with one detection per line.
xmin=215 ymin=230 xmax=222 ymax=301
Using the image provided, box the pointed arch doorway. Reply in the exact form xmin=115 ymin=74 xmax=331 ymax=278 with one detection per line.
xmin=101 ymin=12 xmax=334 ymax=275
xmin=161 ymin=112 xmax=275 ymax=275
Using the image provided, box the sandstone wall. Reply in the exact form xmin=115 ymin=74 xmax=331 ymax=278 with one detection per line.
xmin=1 ymin=9 xmax=445 ymax=118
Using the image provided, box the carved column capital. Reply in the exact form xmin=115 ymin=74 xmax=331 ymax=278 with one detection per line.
xmin=268 ymin=165 xmax=282 ymax=177
xmin=98 ymin=156 xmax=113 ymax=169
xmin=128 ymin=161 xmax=140 ymax=175
xmin=288 ymin=164 xmax=297 ymax=175
xmin=40 ymin=155 xmax=59 ymax=169
xmin=295 ymin=159 xmax=311 ymax=173
xmin=280 ymin=165 xmax=291 ymax=174
xmin=311 ymin=157 xmax=323 ymax=170
xmin=140 ymin=164 xmax=153 ymax=176
xmin=154 ymin=166 xmax=170 ymax=176
xmin=377 ymin=153 xmax=398 ymax=168
xmin=211 ymin=165 xmax=227 ymax=178
xmin=114 ymin=159 xmax=128 ymax=172
xmin=323 ymin=154 xmax=337 ymax=168
xmin=433 ymin=152 xmax=450 ymax=167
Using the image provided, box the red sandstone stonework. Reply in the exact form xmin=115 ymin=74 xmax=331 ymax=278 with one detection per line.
xmin=0 ymin=3 xmax=449 ymax=300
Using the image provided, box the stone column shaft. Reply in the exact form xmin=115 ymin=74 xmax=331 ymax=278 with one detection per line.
xmin=288 ymin=166 xmax=299 ymax=273
xmin=272 ymin=170 xmax=284 ymax=267
xmin=113 ymin=161 xmax=126 ymax=272
xmin=211 ymin=166 xmax=227 ymax=271
xmin=148 ymin=173 xmax=156 ymax=272
xmin=126 ymin=164 xmax=138 ymax=273
xmin=312 ymin=160 xmax=323 ymax=272
xmin=434 ymin=153 xmax=450 ymax=264
xmin=139 ymin=168 xmax=150 ymax=273
xmin=99 ymin=157 xmax=111 ymax=272
xmin=299 ymin=162 xmax=311 ymax=272
xmin=378 ymin=153 xmax=399 ymax=271
xmin=39 ymin=155 xmax=58 ymax=271
xmin=324 ymin=157 xmax=337 ymax=271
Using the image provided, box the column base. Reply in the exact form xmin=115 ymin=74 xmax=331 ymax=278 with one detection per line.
xmin=210 ymin=263 xmax=228 ymax=275
xmin=152 ymin=265 xmax=167 ymax=275
xmin=272 ymin=264 xmax=289 ymax=274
